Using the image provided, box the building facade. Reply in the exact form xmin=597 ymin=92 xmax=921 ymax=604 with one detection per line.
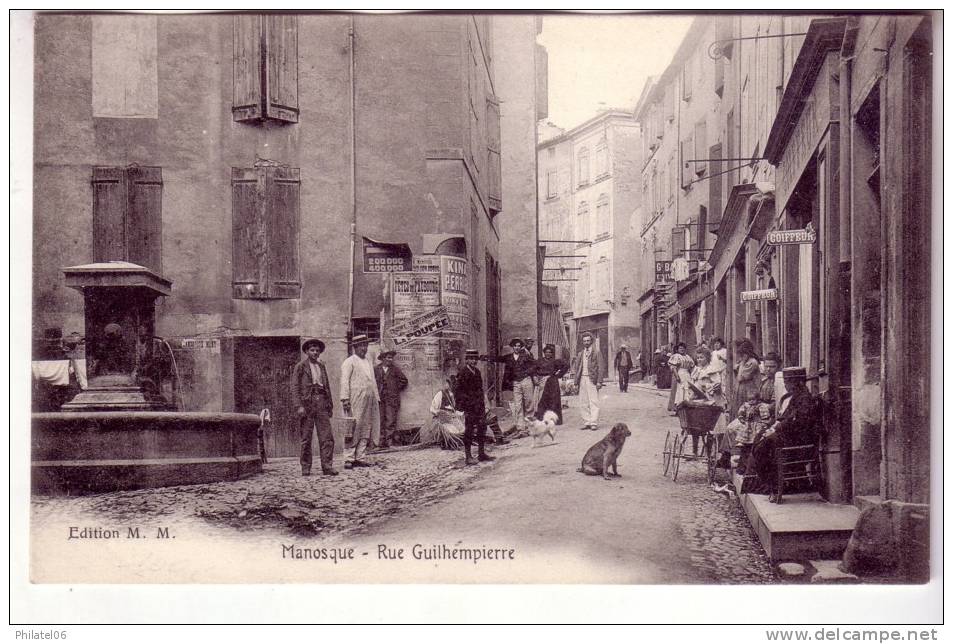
xmin=32 ymin=13 xmax=542 ymax=454
xmin=537 ymin=111 xmax=642 ymax=367
xmin=634 ymin=13 xmax=933 ymax=527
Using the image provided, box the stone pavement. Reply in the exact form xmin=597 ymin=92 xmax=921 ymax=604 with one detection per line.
xmin=31 ymin=381 xmax=779 ymax=583
xmin=609 ymin=382 xmax=778 ymax=583
xmin=32 ymin=443 xmax=494 ymax=538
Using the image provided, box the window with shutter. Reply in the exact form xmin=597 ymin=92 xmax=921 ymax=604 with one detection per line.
xmin=596 ymin=194 xmax=610 ymax=237
xmin=671 ymin=227 xmax=686 ymax=259
xmin=577 ymin=148 xmax=590 ymax=186
xmin=486 ymin=95 xmax=502 ymax=214
xmin=231 ymin=163 xmax=301 ymax=299
xmin=233 ymin=15 xmax=299 ymax=123
xmin=695 ymin=206 xmax=708 ymax=252
xmin=595 ymin=139 xmax=609 ymax=178
xmin=694 ymin=121 xmax=708 ymax=175
xmin=92 ymin=165 xmax=163 ymax=273
xmin=680 ymin=135 xmax=695 ymax=188
xmin=681 ymin=55 xmax=693 ymax=101
xmin=709 ymin=143 xmax=723 ymax=232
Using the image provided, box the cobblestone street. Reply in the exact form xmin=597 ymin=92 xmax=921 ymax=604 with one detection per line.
xmin=32 ymin=380 xmax=777 ymax=584
xmin=32 ymin=444 xmax=492 ymax=538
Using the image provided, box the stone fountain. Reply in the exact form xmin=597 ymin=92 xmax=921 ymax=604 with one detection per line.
xmin=31 ymin=261 xmax=262 ymax=494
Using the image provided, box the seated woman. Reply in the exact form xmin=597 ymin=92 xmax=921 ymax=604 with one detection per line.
xmin=419 ymin=373 xmax=465 ymax=448
xmin=534 ymin=343 xmax=569 ymax=424
xmin=744 ymin=367 xmax=822 ymax=500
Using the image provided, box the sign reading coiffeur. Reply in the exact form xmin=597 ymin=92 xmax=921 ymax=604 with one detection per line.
xmin=741 ymin=288 xmax=778 ymax=302
xmin=766 ymin=223 xmax=817 ymax=246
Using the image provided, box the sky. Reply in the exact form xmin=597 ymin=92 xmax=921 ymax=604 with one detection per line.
xmin=537 ymin=13 xmax=694 ymax=131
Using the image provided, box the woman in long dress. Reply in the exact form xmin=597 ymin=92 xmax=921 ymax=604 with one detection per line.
xmin=534 ymin=344 xmax=569 ymax=424
xmin=667 ymin=342 xmax=696 ymax=412
xmin=732 ymin=338 xmax=761 ymax=416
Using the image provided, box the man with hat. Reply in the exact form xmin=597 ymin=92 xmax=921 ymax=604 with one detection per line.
xmin=453 ymin=349 xmax=494 ymax=465
xmin=485 ymin=338 xmax=537 ymax=432
xmin=745 ymin=367 xmax=823 ymax=499
xmin=291 ymin=338 xmax=337 ymax=476
xmin=374 ymin=350 xmax=408 ymax=449
xmin=340 ymin=334 xmax=381 ymax=467
xmin=613 ymin=343 xmax=633 ymax=393
xmin=573 ymin=331 xmax=605 ymax=429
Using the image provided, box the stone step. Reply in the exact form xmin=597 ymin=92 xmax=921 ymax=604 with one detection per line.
xmin=732 ymin=469 xmax=860 ymax=562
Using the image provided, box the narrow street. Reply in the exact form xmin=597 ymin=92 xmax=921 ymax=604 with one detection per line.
xmin=32 ymin=383 xmax=775 ymax=584
xmin=340 ymin=384 xmax=777 ymax=584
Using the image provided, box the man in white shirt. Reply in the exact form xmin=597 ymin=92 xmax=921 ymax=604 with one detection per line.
xmin=340 ymin=335 xmax=381 ymax=467
xmin=572 ymin=332 xmax=605 ymax=430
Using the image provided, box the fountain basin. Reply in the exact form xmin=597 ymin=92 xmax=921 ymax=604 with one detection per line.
xmin=32 ymin=411 xmax=263 ymax=495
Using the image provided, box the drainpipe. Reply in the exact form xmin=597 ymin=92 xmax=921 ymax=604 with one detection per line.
xmin=836 ymin=29 xmax=855 ymax=502
xmin=535 ymin=40 xmax=543 ymax=354
xmin=346 ymin=16 xmax=357 ymax=347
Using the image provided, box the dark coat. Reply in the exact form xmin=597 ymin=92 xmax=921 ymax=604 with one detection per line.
xmin=290 ymin=358 xmax=333 ymax=416
xmin=489 ymin=351 xmax=537 ymax=391
xmin=374 ymin=363 xmax=408 ymax=406
xmin=453 ymin=364 xmax=486 ymax=416
xmin=614 ymin=349 xmax=633 ymax=370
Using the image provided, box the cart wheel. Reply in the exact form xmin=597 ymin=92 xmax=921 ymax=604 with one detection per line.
xmin=704 ymin=435 xmax=717 ymax=485
xmin=672 ymin=433 xmax=686 ymax=482
xmin=662 ymin=430 xmax=674 ymax=476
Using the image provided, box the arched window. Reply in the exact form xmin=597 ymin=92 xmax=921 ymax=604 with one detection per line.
xmin=595 ymin=139 xmax=609 ymax=177
xmin=577 ymin=147 xmax=590 ymax=185
xmin=596 ymin=194 xmax=610 ymax=236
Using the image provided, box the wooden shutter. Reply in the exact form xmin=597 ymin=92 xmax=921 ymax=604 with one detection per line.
xmin=232 ymin=165 xmax=300 ymax=299
xmin=126 ymin=166 xmax=163 ymax=272
xmin=232 ymin=167 xmax=267 ymax=297
xmin=694 ymin=206 xmax=707 ymax=251
xmin=680 ymin=135 xmax=694 ymax=188
xmin=708 ymin=143 xmax=723 ymax=232
xmin=92 ymin=167 xmax=127 ymax=263
xmin=264 ymin=15 xmax=299 ymax=123
xmin=486 ymin=95 xmax=502 ymax=214
xmin=671 ymin=227 xmax=686 ymax=259
xmin=535 ymin=43 xmax=548 ymax=121
xmin=694 ymin=121 xmax=708 ymax=175
xmin=265 ymin=166 xmax=301 ymax=298
xmin=233 ymin=15 xmax=264 ymax=122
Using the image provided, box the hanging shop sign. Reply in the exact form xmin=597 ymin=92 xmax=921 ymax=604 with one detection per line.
xmin=741 ymin=288 xmax=778 ymax=302
xmin=766 ymin=223 xmax=817 ymax=246
xmin=363 ymin=237 xmax=413 ymax=273
xmin=388 ymin=306 xmax=452 ymax=348
xmin=655 ymin=260 xmax=672 ymax=282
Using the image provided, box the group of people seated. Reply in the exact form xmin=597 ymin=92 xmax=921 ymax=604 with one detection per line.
xmin=669 ymin=337 xmax=823 ymax=501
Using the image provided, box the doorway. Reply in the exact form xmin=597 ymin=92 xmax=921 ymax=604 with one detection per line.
xmin=234 ymin=336 xmax=301 ymax=458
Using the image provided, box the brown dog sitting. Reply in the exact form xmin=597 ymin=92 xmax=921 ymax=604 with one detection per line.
xmin=577 ymin=423 xmax=631 ymax=480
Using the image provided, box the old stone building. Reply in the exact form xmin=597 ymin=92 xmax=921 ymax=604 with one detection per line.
xmin=633 ymin=13 xmax=933 ymax=570
xmin=32 ymin=13 xmax=544 ymax=454
xmin=537 ymin=110 xmax=642 ymax=366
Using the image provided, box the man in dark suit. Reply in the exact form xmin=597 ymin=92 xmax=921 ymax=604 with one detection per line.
xmin=454 ymin=349 xmax=494 ymax=466
xmin=614 ymin=344 xmax=633 ymax=392
xmin=291 ymin=338 xmax=337 ymax=476
xmin=374 ymin=350 xmax=408 ymax=449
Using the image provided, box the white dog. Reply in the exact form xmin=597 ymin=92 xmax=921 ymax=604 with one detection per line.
xmin=527 ymin=410 xmax=559 ymax=447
